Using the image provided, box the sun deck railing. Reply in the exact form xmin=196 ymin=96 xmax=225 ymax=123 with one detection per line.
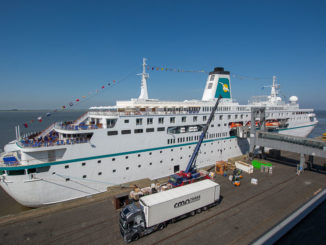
xmin=54 ymin=122 xmax=101 ymax=131
xmin=18 ymin=138 xmax=90 ymax=149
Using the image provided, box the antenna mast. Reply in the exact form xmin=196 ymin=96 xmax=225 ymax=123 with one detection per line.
xmin=138 ymin=58 xmax=149 ymax=100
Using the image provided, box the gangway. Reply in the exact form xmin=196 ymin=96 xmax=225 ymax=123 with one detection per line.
xmin=249 ymin=107 xmax=325 ymax=171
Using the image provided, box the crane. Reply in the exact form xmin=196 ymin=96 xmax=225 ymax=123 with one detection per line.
xmin=169 ymin=95 xmax=223 ymax=187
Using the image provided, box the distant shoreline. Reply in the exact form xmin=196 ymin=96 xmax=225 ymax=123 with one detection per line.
xmin=0 ymin=109 xmax=87 ymax=112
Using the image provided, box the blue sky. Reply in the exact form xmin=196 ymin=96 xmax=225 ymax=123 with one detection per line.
xmin=0 ymin=0 xmax=325 ymax=110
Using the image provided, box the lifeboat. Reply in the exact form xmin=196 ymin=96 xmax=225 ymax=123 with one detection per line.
xmin=265 ymin=120 xmax=280 ymax=128
xmin=229 ymin=122 xmax=243 ymax=128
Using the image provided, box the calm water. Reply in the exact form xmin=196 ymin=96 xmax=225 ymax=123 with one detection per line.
xmin=0 ymin=110 xmax=325 ymax=238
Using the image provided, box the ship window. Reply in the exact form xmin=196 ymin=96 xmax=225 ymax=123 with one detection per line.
xmin=113 ymin=169 xmax=116 ymax=173
xmin=147 ymin=118 xmax=153 ymax=125
xmin=138 ymin=154 xmax=141 ymax=157
xmin=134 ymin=129 xmax=143 ymax=134
xmin=66 ymin=178 xmax=70 ymax=181
xmin=171 ymin=149 xmax=173 ymax=152
xmin=27 ymin=168 xmax=36 ymax=174
xmin=82 ymin=162 xmax=86 ymax=166
xmin=149 ymin=162 xmax=152 ymax=165
xmin=124 ymin=119 xmax=129 ymax=123
xmin=138 ymin=165 xmax=141 ymax=168
xmin=219 ymin=115 xmax=223 ymax=120
xmin=136 ymin=118 xmax=142 ymax=125
xmin=98 ymin=160 xmax=101 ymax=163
xmin=98 ymin=172 xmax=102 ymax=175
xmin=160 ymin=151 xmax=162 ymax=153
xmin=170 ymin=117 xmax=175 ymax=123
xmin=173 ymin=165 xmax=180 ymax=173
xmin=157 ymin=127 xmax=165 ymax=131
xmin=107 ymin=131 xmax=118 ymax=136
xmin=146 ymin=128 xmax=154 ymax=133
xmin=158 ymin=117 xmax=164 ymax=124
xmin=83 ymin=175 xmax=87 ymax=178
xmin=203 ymin=116 xmax=207 ymax=121
xmin=149 ymin=152 xmax=152 ymax=155
xmin=107 ymin=119 xmax=117 ymax=128
xmin=207 ymin=83 xmax=213 ymax=89
xmin=125 ymin=156 xmax=128 ymax=159
xmin=210 ymin=75 xmax=215 ymax=81
xmin=182 ymin=116 xmax=186 ymax=122
xmin=112 ymin=158 xmax=115 ymax=161
xmin=218 ymin=124 xmax=221 ymax=127
xmin=65 ymin=165 xmax=69 ymax=169
xmin=160 ymin=160 xmax=163 ymax=163
xmin=193 ymin=116 xmax=197 ymax=122
xmin=121 ymin=130 xmax=131 ymax=134
xmin=126 ymin=167 xmax=129 ymax=170
xmin=228 ymin=115 xmax=231 ymax=120
xmin=7 ymin=170 xmax=25 ymax=175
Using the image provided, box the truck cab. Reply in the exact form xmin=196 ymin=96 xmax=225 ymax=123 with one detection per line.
xmin=119 ymin=203 xmax=146 ymax=242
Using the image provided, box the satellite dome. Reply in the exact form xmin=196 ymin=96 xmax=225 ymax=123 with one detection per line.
xmin=289 ymin=96 xmax=298 ymax=103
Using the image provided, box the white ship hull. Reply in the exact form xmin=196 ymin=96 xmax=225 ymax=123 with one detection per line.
xmin=0 ymin=63 xmax=318 ymax=207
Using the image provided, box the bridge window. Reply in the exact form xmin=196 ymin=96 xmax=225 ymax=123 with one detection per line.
xmin=182 ymin=116 xmax=186 ymax=122
xmin=170 ymin=117 xmax=175 ymax=123
xmin=207 ymin=83 xmax=213 ymax=89
xmin=157 ymin=127 xmax=165 ymax=131
xmin=158 ymin=117 xmax=164 ymax=124
xmin=147 ymin=118 xmax=153 ymax=125
xmin=210 ymin=75 xmax=215 ymax=81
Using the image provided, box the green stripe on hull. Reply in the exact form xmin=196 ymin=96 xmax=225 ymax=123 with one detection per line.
xmin=1 ymin=123 xmax=316 ymax=171
xmin=0 ymin=136 xmax=237 ymax=171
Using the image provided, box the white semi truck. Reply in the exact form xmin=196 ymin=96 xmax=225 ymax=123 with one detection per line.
xmin=119 ymin=179 xmax=220 ymax=242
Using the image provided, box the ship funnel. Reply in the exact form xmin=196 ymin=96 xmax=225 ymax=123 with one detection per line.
xmin=202 ymin=67 xmax=231 ymax=101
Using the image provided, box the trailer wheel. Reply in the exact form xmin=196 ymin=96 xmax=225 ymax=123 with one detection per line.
xmin=196 ymin=208 xmax=201 ymax=214
xmin=202 ymin=206 xmax=208 ymax=211
xmin=158 ymin=223 xmax=166 ymax=230
xmin=190 ymin=211 xmax=195 ymax=216
xmin=132 ymin=234 xmax=140 ymax=241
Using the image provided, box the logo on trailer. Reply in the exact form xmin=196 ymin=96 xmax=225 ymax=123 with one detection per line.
xmin=174 ymin=195 xmax=201 ymax=208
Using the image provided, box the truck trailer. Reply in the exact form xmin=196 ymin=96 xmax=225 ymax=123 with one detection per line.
xmin=119 ymin=179 xmax=220 ymax=242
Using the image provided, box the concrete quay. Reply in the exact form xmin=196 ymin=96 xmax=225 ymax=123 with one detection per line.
xmin=0 ymin=151 xmax=325 ymax=245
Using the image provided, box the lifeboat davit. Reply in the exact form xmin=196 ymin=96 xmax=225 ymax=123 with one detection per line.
xmin=245 ymin=121 xmax=260 ymax=127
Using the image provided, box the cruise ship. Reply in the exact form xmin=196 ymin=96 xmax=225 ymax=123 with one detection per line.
xmin=0 ymin=59 xmax=318 ymax=207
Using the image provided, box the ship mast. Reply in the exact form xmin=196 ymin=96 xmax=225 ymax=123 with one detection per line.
xmin=138 ymin=58 xmax=149 ymax=100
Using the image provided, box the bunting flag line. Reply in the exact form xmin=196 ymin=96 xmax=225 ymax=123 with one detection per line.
xmin=20 ymin=75 xmax=128 ymax=129
xmin=147 ymin=65 xmax=269 ymax=83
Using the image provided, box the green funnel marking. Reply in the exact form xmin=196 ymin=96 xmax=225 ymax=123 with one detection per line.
xmin=215 ymin=78 xmax=230 ymax=99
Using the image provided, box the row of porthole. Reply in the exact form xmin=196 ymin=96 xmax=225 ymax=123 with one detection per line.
xmin=62 ymin=144 xmax=241 ymax=182
xmin=64 ymin=141 xmax=233 ymax=170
